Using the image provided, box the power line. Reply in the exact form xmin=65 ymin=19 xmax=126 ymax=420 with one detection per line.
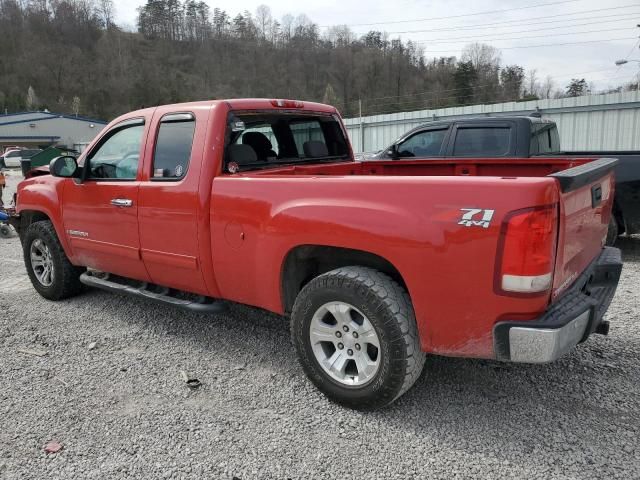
xmin=421 ymin=36 xmax=639 ymax=54
xmin=411 ymin=24 xmax=639 ymax=46
xmin=319 ymin=0 xmax=584 ymax=28
xmin=351 ymin=6 xmax=640 ymax=35
xmin=357 ymin=74 xmax=639 ymax=116
xmin=388 ymin=12 xmax=639 ymax=37
xmin=335 ymin=68 xmax=630 ymax=108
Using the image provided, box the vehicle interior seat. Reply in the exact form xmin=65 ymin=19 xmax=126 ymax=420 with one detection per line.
xmin=242 ymin=132 xmax=277 ymax=161
xmin=115 ymin=154 xmax=139 ymax=179
xmin=227 ymin=144 xmax=258 ymax=166
xmin=303 ymin=141 xmax=329 ymax=158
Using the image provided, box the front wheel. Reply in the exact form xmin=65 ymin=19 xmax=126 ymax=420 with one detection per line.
xmin=23 ymin=220 xmax=84 ymax=300
xmin=291 ymin=266 xmax=426 ymax=410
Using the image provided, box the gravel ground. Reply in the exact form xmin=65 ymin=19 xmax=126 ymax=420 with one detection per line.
xmin=0 ymin=179 xmax=639 ymax=478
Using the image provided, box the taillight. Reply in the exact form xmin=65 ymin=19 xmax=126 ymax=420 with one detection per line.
xmin=496 ymin=205 xmax=558 ymax=295
xmin=270 ymin=99 xmax=304 ymax=108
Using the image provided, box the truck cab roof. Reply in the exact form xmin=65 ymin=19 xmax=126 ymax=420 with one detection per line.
xmin=374 ymin=114 xmax=561 ymax=159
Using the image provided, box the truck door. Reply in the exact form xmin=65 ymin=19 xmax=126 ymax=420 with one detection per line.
xmin=137 ymin=108 xmax=209 ymax=296
xmin=62 ymin=118 xmax=150 ymax=281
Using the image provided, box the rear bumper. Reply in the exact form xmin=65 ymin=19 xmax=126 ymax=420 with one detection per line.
xmin=494 ymin=247 xmax=622 ymax=363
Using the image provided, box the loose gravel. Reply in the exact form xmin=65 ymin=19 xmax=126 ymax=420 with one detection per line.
xmin=0 ymin=176 xmax=639 ymax=478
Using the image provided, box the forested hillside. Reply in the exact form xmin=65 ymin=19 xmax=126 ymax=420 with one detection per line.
xmin=0 ymin=0 xmax=635 ymax=121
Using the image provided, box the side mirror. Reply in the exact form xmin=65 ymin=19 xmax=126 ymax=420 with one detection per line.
xmin=49 ymin=156 xmax=79 ymax=178
xmin=388 ymin=144 xmax=400 ymax=160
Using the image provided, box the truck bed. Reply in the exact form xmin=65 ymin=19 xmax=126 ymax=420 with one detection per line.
xmin=246 ymin=157 xmax=594 ymax=178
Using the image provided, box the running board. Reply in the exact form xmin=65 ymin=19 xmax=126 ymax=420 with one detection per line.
xmin=79 ymin=272 xmax=227 ymax=313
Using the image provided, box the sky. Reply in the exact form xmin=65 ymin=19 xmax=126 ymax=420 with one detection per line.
xmin=113 ymin=0 xmax=640 ymax=92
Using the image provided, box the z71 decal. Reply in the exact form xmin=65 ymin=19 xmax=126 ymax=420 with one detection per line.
xmin=458 ymin=208 xmax=495 ymax=229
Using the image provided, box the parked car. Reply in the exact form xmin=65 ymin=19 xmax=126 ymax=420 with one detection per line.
xmin=10 ymin=99 xmax=622 ymax=409
xmin=369 ymin=115 xmax=639 ymax=244
xmin=0 ymin=148 xmax=42 ymax=168
xmin=0 ymin=149 xmax=19 ymax=168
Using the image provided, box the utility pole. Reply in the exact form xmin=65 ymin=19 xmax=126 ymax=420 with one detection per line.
xmin=358 ymin=99 xmax=364 ymax=154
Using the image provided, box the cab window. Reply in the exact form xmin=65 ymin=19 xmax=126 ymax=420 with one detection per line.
xmin=453 ymin=127 xmax=511 ymax=156
xmin=397 ymin=129 xmax=447 ymax=157
xmin=152 ymin=114 xmax=195 ymax=180
xmin=225 ymin=112 xmax=349 ymax=171
xmin=532 ymin=124 xmax=561 ymax=155
xmin=87 ymin=122 xmax=144 ymax=180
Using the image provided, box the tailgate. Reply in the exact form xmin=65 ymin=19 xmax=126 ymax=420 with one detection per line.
xmin=550 ymin=158 xmax=618 ymax=299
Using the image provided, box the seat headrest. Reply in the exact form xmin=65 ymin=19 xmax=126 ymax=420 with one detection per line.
xmin=303 ymin=141 xmax=329 ymax=158
xmin=227 ymin=144 xmax=257 ymax=165
xmin=242 ymin=132 xmax=273 ymax=152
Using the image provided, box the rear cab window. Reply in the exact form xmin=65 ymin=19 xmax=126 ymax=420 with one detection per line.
xmin=452 ymin=127 xmax=511 ymax=156
xmin=224 ymin=111 xmax=350 ymax=172
xmin=531 ymin=123 xmax=561 ymax=155
xmin=152 ymin=113 xmax=196 ymax=180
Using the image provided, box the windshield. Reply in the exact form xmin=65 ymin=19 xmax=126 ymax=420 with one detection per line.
xmin=224 ymin=112 xmax=350 ymax=172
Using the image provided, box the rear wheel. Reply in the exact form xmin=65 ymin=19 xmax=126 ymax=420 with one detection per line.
xmin=23 ymin=220 xmax=84 ymax=300
xmin=291 ymin=266 xmax=426 ymax=410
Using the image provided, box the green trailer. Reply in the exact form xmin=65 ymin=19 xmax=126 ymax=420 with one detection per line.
xmin=21 ymin=146 xmax=79 ymax=176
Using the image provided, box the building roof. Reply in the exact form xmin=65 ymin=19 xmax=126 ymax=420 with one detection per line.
xmin=0 ymin=135 xmax=60 ymax=140
xmin=0 ymin=111 xmax=107 ymax=127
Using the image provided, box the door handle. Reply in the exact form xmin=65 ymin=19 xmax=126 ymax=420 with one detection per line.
xmin=110 ymin=198 xmax=133 ymax=208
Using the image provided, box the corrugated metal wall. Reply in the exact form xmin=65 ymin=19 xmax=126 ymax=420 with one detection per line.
xmin=343 ymin=90 xmax=640 ymax=153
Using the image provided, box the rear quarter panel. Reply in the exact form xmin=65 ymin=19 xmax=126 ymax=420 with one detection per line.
xmin=210 ymin=175 xmax=560 ymax=359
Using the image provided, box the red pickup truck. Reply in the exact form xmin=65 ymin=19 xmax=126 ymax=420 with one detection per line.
xmin=11 ymin=99 xmax=622 ymax=409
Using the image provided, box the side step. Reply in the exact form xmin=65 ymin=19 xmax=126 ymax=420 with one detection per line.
xmin=80 ymin=272 xmax=227 ymax=313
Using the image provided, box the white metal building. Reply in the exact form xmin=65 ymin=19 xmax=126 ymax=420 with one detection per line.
xmin=0 ymin=111 xmax=107 ymax=152
xmin=343 ymin=90 xmax=640 ymax=154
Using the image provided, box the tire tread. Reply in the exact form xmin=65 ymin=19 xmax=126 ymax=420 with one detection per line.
xmin=291 ymin=266 xmax=426 ymax=409
xmin=23 ymin=220 xmax=83 ymax=300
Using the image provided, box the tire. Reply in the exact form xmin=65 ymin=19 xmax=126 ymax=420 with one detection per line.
xmin=291 ymin=266 xmax=426 ymax=410
xmin=606 ymin=217 xmax=619 ymax=246
xmin=23 ymin=220 xmax=84 ymax=300
xmin=0 ymin=224 xmax=11 ymax=238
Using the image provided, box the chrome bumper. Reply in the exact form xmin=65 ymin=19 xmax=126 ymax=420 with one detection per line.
xmin=508 ymin=311 xmax=590 ymax=363
xmin=494 ymin=247 xmax=622 ymax=363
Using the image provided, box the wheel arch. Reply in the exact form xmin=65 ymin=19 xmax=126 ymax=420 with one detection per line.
xmin=15 ymin=209 xmax=52 ymax=238
xmin=17 ymin=209 xmax=74 ymax=261
xmin=280 ymin=244 xmax=409 ymax=315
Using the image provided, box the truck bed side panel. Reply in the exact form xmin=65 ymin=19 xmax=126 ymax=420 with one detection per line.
xmin=210 ymin=175 xmax=559 ymax=359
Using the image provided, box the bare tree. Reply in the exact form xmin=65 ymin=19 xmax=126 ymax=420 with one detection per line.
xmin=461 ymin=43 xmax=501 ymax=72
xmin=540 ymin=75 xmax=555 ymax=99
xmin=26 ymin=86 xmax=38 ymax=110
xmin=325 ymin=25 xmax=353 ymax=47
xmin=255 ymin=4 xmax=271 ymax=40
xmin=97 ymin=0 xmax=114 ymax=29
xmin=523 ymin=69 xmax=540 ymax=98
xmin=461 ymin=43 xmax=501 ymax=102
